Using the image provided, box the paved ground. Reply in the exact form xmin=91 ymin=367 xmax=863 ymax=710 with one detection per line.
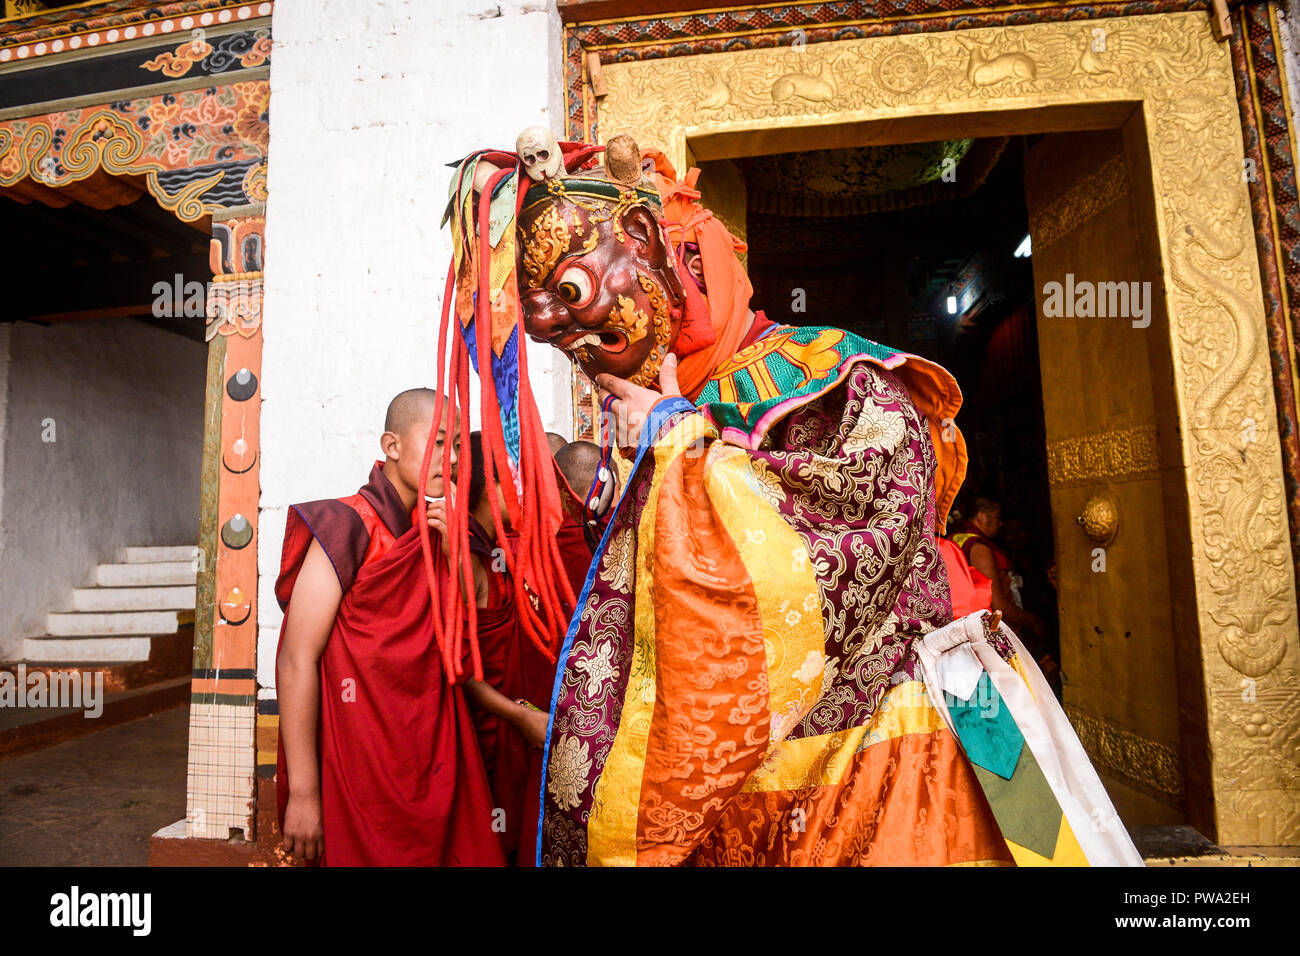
xmin=0 ymin=705 xmax=188 ymax=866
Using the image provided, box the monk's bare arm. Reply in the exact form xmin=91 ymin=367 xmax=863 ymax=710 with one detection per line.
xmin=464 ymin=679 xmax=524 ymax=720
xmin=968 ymin=543 xmax=1003 ymax=610
xmin=969 ymin=542 xmax=1042 ymax=637
xmin=277 ymin=539 xmax=343 ymax=861
xmin=461 ymin=550 xmax=547 ymax=744
xmin=464 ymin=680 xmax=549 ymax=748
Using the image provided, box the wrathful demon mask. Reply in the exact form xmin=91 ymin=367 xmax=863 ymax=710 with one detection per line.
xmin=515 ymin=134 xmax=688 ymax=387
xmin=429 ymin=130 xmax=748 ymax=664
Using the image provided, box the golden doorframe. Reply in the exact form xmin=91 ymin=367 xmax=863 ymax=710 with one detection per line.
xmin=596 ymin=11 xmax=1300 ymax=846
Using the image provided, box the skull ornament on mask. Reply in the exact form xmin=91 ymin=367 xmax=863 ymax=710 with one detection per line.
xmin=516 ymin=126 xmax=564 ymax=183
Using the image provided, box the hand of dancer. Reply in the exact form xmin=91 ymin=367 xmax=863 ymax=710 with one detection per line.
xmin=592 ymin=465 xmax=617 ymax=517
xmin=594 ymin=353 xmax=682 ymax=456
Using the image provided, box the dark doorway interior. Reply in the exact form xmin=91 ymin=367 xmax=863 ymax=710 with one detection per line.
xmin=0 ymin=176 xmax=208 ymax=667
xmin=1 ymin=171 xmax=210 ymax=339
xmin=740 ymin=137 xmax=1059 ymax=665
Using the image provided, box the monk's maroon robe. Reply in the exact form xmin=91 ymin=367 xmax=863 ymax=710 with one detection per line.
xmin=275 ymin=461 xmax=504 ymax=866
xmin=467 ymin=471 xmax=595 ymax=864
xmin=555 ymin=515 xmax=594 ymax=599
xmin=463 ymin=519 xmax=550 ymax=866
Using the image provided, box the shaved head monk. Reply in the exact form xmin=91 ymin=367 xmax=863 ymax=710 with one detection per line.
xmin=552 ymin=439 xmax=606 ymax=585
xmin=274 ymin=388 xmax=504 ymax=866
xmin=554 ymin=440 xmax=601 ymax=504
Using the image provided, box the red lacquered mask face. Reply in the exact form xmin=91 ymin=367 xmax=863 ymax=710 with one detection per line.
xmin=518 ymin=195 xmax=685 ymax=386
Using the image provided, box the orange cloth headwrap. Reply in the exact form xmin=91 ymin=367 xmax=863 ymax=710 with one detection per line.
xmin=644 ymin=150 xmax=754 ymax=399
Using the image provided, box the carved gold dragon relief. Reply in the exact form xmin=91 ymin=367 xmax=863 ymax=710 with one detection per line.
xmin=1170 ymin=218 xmax=1291 ymax=679
xmin=1146 ymin=58 xmax=1293 ymax=681
xmin=1214 ymin=662 xmax=1300 ymax=843
xmin=605 ymin=17 xmax=1226 ymax=138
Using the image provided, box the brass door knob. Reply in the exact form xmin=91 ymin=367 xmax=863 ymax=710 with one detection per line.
xmin=1077 ymin=494 xmax=1118 ymax=545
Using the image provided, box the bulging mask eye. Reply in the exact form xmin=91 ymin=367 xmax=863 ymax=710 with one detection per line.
xmin=554 ymin=262 xmax=595 ymax=308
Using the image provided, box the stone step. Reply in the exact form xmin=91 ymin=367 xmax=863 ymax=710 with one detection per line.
xmin=69 ymin=585 xmax=196 ymax=613
xmin=46 ymin=610 xmax=183 ymax=638
xmin=7 ymin=625 xmax=194 ymax=688
xmin=94 ymin=562 xmax=196 ymax=587
xmin=119 ymin=545 xmax=199 ymax=564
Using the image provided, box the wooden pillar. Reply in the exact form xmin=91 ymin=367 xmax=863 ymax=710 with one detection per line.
xmin=186 ymin=207 xmax=264 ymax=841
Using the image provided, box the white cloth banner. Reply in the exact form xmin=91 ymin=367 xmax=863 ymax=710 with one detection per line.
xmin=916 ymin=613 xmax=1144 ymax=867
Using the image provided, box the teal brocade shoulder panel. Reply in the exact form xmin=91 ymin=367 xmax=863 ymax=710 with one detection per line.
xmin=693 ymin=325 xmax=905 ymax=443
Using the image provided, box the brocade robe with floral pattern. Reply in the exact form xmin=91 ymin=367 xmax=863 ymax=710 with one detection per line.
xmin=538 ymin=325 xmax=1021 ymax=866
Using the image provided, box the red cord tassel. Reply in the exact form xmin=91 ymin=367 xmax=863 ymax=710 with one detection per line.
xmin=418 ymin=269 xmax=457 ymax=680
xmin=422 ymin=159 xmax=588 ymax=682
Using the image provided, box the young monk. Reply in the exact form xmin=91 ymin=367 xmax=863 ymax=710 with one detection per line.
xmin=275 ymin=388 xmax=504 ymax=866
xmin=460 ymin=434 xmax=613 ymax=864
xmin=460 ymin=431 xmax=553 ymax=865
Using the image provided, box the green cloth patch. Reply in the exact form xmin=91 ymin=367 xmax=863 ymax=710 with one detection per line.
xmin=971 ymin=743 xmax=1065 ymax=860
xmin=948 ymin=672 xmax=1023 ymax=780
xmin=695 ymin=326 xmax=903 ymax=440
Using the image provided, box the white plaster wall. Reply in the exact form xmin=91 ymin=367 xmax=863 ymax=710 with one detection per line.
xmin=257 ymin=0 xmax=570 ymax=690
xmin=0 ymin=320 xmax=206 ymax=659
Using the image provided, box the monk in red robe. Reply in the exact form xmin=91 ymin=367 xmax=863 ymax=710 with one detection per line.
xmin=937 ymin=536 xmax=993 ymax=618
xmin=455 ymin=431 xmax=554 ymax=865
xmin=952 ymin=496 xmax=1045 ymax=649
xmin=457 ymin=433 xmax=602 ymax=864
xmin=275 ymin=388 xmax=504 ymax=866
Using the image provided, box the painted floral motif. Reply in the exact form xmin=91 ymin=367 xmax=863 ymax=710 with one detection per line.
xmin=0 ymin=81 xmax=269 ymax=221
xmin=234 ymin=85 xmax=270 ymax=154
xmin=142 ymin=91 xmax=237 ymax=165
